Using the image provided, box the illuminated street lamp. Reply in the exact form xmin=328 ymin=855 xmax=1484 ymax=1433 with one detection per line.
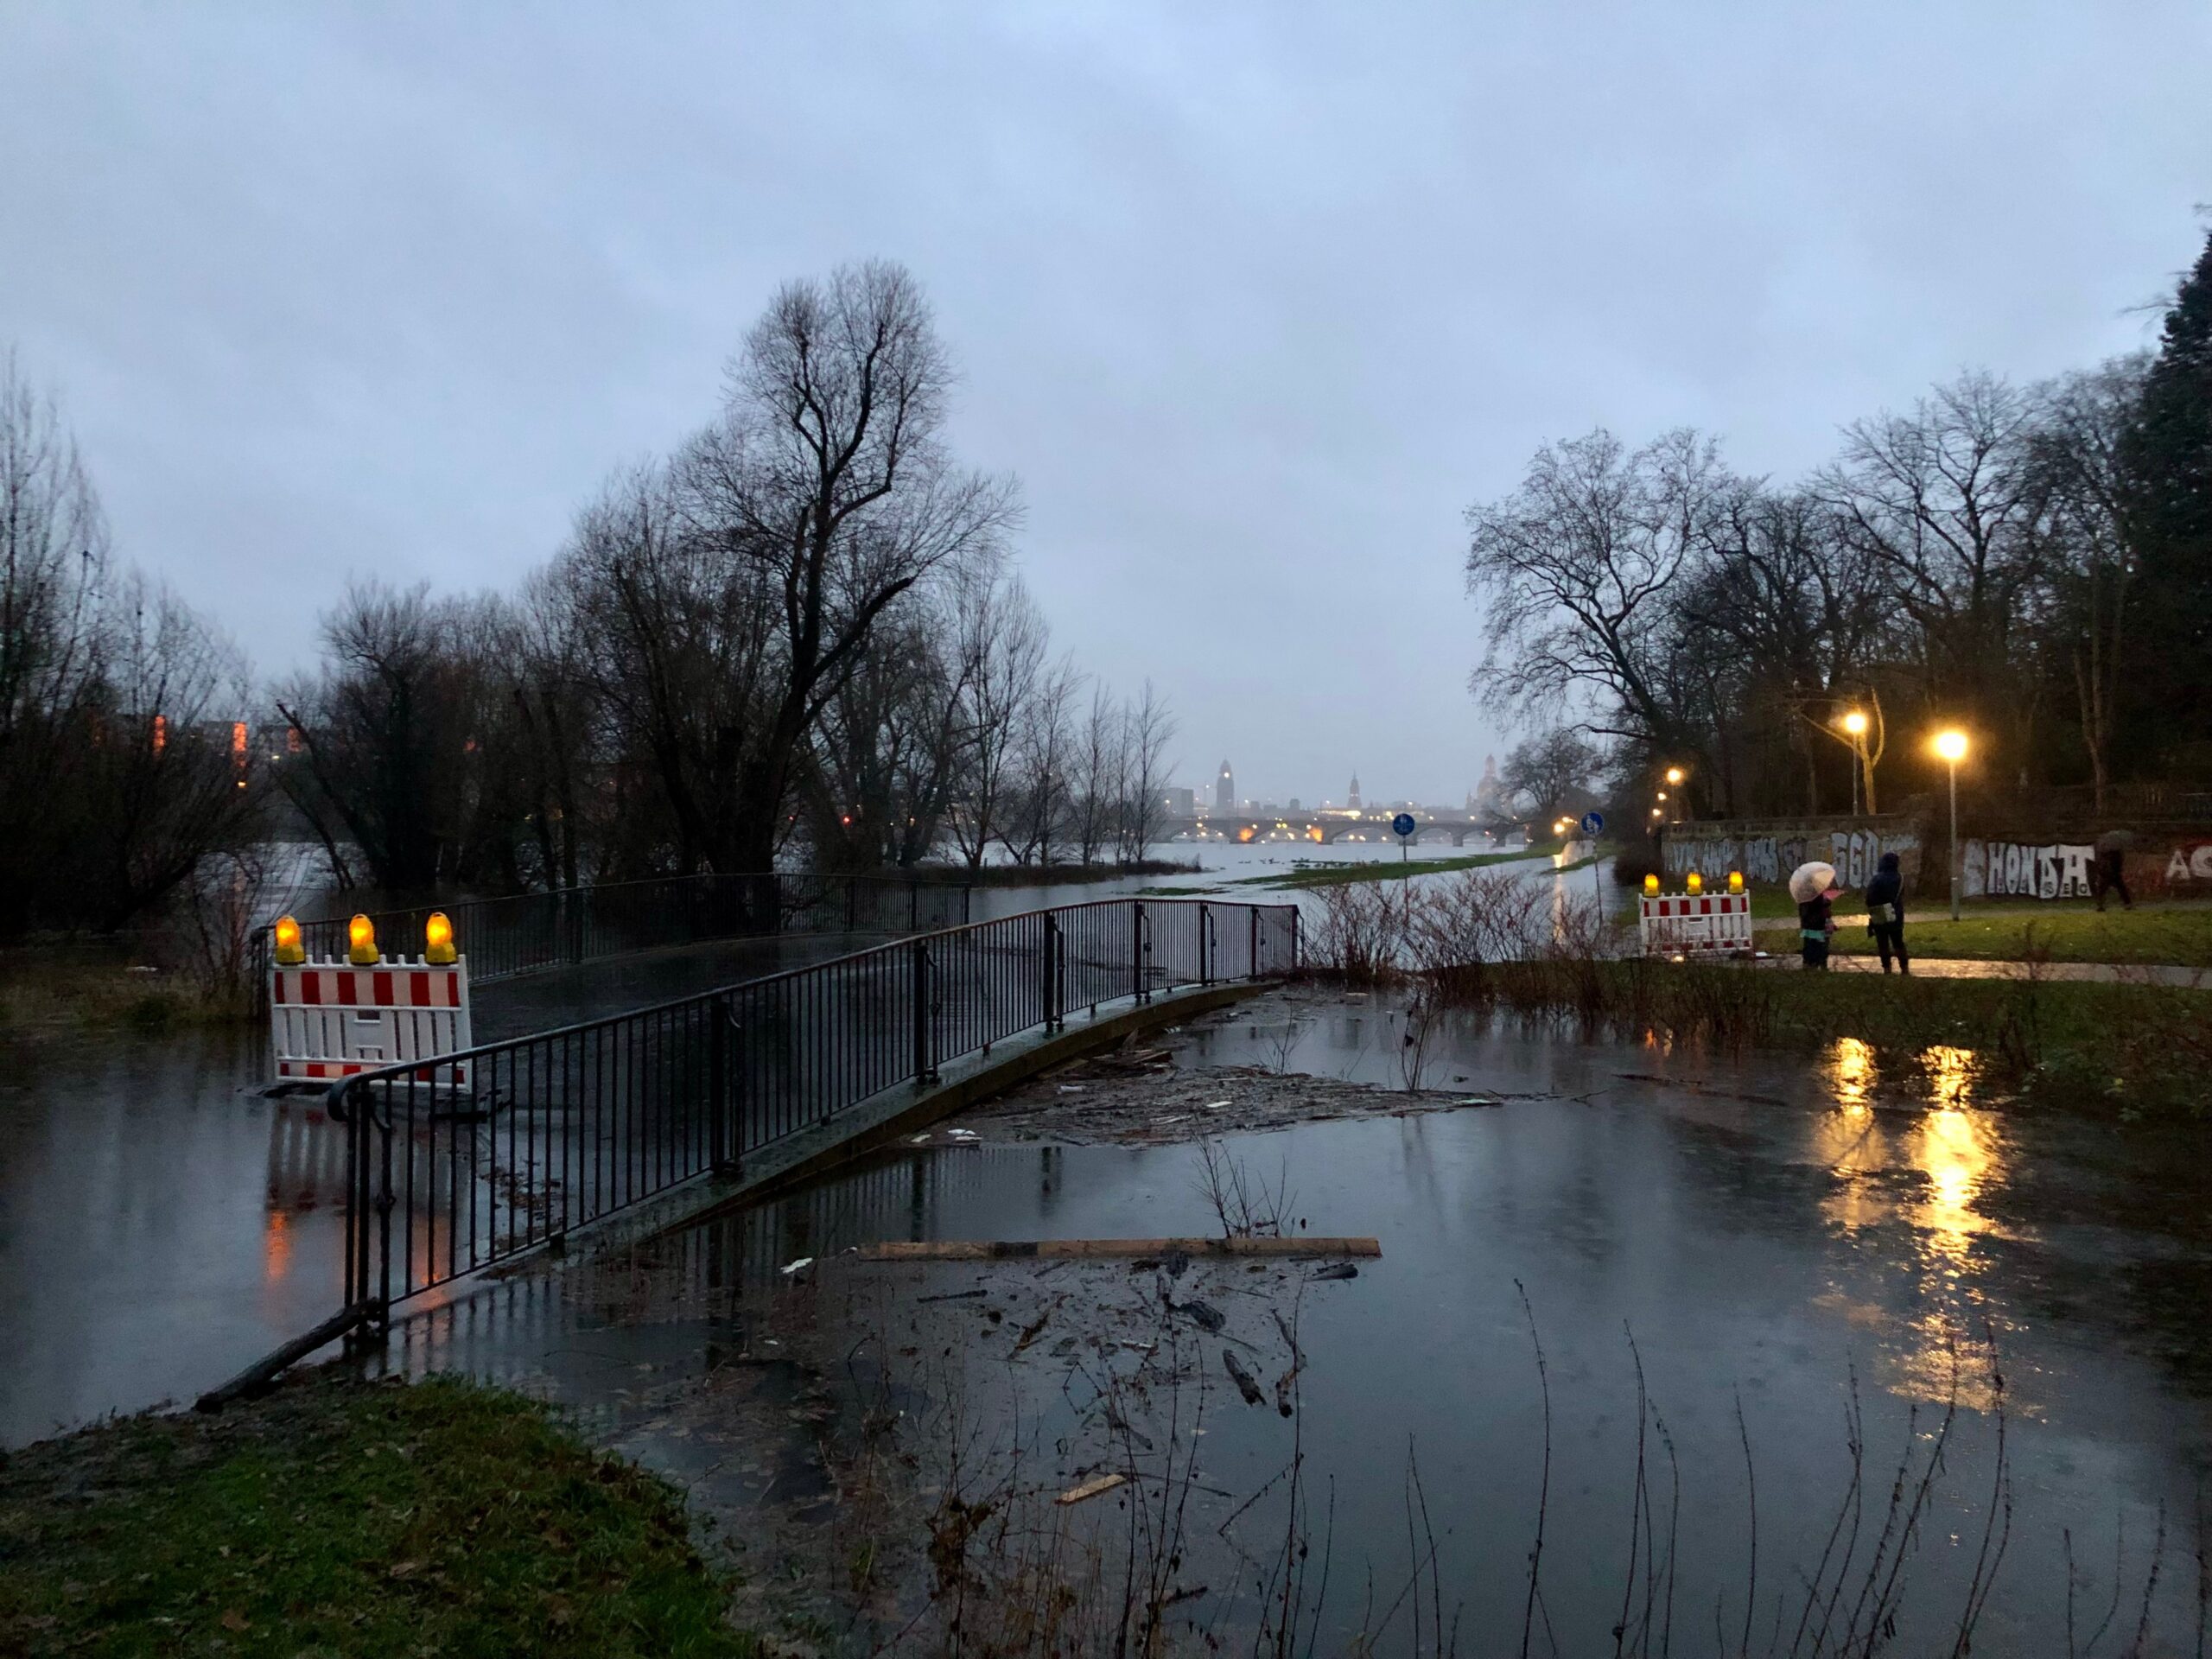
xmin=1664 ymin=766 xmax=1684 ymax=786
xmin=1840 ymin=709 xmax=1870 ymax=815
xmin=1933 ymin=728 xmax=1969 ymax=921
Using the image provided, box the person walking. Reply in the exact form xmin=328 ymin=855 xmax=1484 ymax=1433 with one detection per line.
xmin=1865 ymin=850 xmax=1910 ymax=975
xmin=1798 ymin=880 xmax=1840 ymax=969
xmin=2094 ymin=827 xmax=2134 ymax=912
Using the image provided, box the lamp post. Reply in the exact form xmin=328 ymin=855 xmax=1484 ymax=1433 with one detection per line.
xmin=1934 ymin=728 xmax=1968 ymax=921
xmin=1842 ymin=710 xmax=1868 ymax=817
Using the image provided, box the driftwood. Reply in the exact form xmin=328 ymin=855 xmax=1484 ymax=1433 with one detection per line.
xmin=1056 ymin=1472 xmax=1129 ymax=1505
xmin=854 ymin=1236 xmax=1380 ymax=1262
xmin=1223 ymin=1349 xmax=1267 ymax=1407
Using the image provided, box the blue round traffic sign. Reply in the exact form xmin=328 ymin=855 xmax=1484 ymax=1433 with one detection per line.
xmin=1391 ymin=812 xmax=1416 ymax=838
xmin=1579 ymin=811 xmax=1605 ymax=836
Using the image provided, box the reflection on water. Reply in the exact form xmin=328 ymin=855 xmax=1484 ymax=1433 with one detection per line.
xmin=1815 ymin=1038 xmax=2005 ymax=1268
xmin=1814 ymin=1036 xmax=2014 ymax=1410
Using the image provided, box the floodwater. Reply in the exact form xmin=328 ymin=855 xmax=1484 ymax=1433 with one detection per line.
xmin=368 ymin=1000 xmax=2212 ymax=1652
xmin=0 ymin=931 xmax=874 ymax=1444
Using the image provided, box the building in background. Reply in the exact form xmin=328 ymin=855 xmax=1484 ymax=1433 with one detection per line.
xmin=1215 ymin=760 xmax=1235 ymax=812
xmin=1347 ymin=774 xmax=1362 ymax=810
xmin=1471 ymin=753 xmax=1505 ymax=817
xmin=1160 ymin=785 xmax=1196 ymax=817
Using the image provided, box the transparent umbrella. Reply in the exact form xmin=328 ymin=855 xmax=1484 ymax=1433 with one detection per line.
xmin=1788 ymin=861 xmax=1840 ymax=904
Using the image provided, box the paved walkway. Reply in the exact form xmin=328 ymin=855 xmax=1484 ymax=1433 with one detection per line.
xmin=1748 ymin=953 xmax=2209 ymax=987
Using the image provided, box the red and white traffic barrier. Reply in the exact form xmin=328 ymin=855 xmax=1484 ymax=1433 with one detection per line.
xmin=1637 ymin=891 xmax=1753 ymax=957
xmin=270 ymin=957 xmax=474 ymax=1086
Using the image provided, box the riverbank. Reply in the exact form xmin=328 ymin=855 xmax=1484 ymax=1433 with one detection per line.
xmin=1221 ymin=840 xmax=1572 ymax=889
xmin=0 ymin=944 xmax=238 ymax=1035
xmin=0 ymin=1371 xmax=748 ymax=1656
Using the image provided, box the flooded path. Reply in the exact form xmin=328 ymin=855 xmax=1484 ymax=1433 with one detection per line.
xmin=369 ymin=995 xmax=2212 ymax=1651
xmin=0 ymin=931 xmax=877 ymax=1445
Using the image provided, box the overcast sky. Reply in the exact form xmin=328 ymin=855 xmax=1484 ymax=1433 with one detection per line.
xmin=3 ymin=3 xmax=2206 ymax=806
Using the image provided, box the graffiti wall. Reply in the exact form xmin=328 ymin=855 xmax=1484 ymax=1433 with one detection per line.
xmin=1662 ymin=821 xmax=1922 ymax=890
xmin=1965 ymin=838 xmax=2212 ymax=899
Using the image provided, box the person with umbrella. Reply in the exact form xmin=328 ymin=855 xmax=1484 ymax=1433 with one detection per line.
xmin=1790 ymin=861 xmax=1845 ymax=970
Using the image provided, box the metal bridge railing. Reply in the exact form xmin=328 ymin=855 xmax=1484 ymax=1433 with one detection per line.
xmin=328 ymin=897 xmax=1297 ymax=1323
xmin=251 ymin=871 xmax=975 ymax=1010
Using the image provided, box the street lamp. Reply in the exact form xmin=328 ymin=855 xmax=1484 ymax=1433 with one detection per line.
xmin=1933 ymin=728 xmax=1968 ymax=921
xmin=1664 ymin=766 xmax=1684 ymax=785
xmin=1841 ymin=710 xmax=1869 ymax=816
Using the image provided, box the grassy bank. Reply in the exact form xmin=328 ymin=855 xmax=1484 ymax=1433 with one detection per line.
xmin=1749 ymin=902 xmax=2212 ymax=968
xmin=0 ymin=946 xmax=243 ymax=1036
xmin=0 ymin=1372 xmax=747 ymax=1657
xmin=1446 ymin=957 xmax=2212 ymax=1117
xmin=1227 ymin=841 xmax=1567 ymax=889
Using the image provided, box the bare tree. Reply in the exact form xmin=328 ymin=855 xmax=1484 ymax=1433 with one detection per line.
xmin=996 ymin=654 xmax=1081 ymax=866
xmin=1116 ymin=680 xmax=1179 ymax=863
xmin=1465 ymin=427 xmax=1732 ymax=748
xmin=673 ymin=260 xmax=1019 ymax=873
xmin=2025 ymin=357 xmax=2151 ymax=811
xmin=555 ymin=460 xmax=779 ymax=875
xmin=946 ymin=566 xmax=1046 ymax=869
xmin=1499 ymin=727 xmax=1602 ymax=826
xmin=0 ymin=349 xmax=112 ymax=931
xmin=84 ymin=572 xmax=263 ymax=925
xmin=1067 ymin=682 xmax=1123 ymax=867
xmin=275 ymin=580 xmax=509 ymax=893
xmin=1817 ymin=372 xmax=2041 ymax=767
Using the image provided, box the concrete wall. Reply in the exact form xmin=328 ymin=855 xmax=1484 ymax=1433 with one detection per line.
xmin=1963 ymin=836 xmax=2212 ymax=899
xmin=1659 ymin=817 xmax=1924 ymax=892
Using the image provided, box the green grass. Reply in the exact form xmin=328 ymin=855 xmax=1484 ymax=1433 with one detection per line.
xmin=1226 ymin=842 xmax=1567 ymax=889
xmin=0 ymin=1371 xmax=750 ymax=1657
xmin=1748 ymin=900 xmax=2212 ymax=967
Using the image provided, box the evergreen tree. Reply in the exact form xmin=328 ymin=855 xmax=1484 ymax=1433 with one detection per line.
xmin=2120 ymin=228 xmax=2212 ymax=754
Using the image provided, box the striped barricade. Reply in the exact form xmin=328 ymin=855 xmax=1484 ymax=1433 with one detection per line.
xmin=270 ymin=958 xmax=474 ymax=1086
xmin=1637 ymin=892 xmax=1753 ymax=957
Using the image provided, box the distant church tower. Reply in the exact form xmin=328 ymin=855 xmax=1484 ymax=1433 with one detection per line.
xmin=1347 ymin=773 xmax=1362 ymax=810
xmin=1216 ymin=760 xmax=1235 ymax=812
xmin=1472 ymin=753 xmax=1503 ymax=816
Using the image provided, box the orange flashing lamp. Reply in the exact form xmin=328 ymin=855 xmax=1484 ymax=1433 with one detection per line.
xmin=1728 ymin=871 xmax=1745 ymax=894
xmin=347 ymin=914 xmax=378 ymax=966
xmin=424 ymin=912 xmax=456 ymax=965
xmin=1643 ymin=873 xmax=1660 ymax=897
xmin=1685 ymin=871 xmax=1704 ymax=895
xmin=272 ymin=915 xmax=305 ymax=966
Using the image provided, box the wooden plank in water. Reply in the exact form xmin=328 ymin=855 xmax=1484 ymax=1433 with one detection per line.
xmin=852 ymin=1236 xmax=1381 ymax=1262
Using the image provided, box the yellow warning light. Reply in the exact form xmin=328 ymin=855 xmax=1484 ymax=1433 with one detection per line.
xmin=1643 ymin=873 xmax=1660 ymax=896
xmin=273 ymin=915 xmax=305 ymax=966
xmin=1685 ymin=871 xmax=1704 ymax=895
xmin=347 ymin=913 xmax=378 ymax=965
xmin=1728 ymin=870 xmax=1745 ymax=894
xmin=424 ymin=911 xmax=456 ymax=965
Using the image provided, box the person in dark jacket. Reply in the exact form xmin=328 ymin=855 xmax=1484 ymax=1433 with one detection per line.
xmin=2094 ymin=828 xmax=2134 ymax=912
xmin=1798 ymin=883 xmax=1840 ymax=969
xmin=1865 ymin=850 xmax=1910 ymax=975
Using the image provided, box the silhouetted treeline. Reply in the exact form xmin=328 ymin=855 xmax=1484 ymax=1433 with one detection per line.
xmin=0 ymin=351 xmax=262 ymax=937
xmin=1466 ymin=228 xmax=2212 ymax=822
xmin=1 ymin=263 xmax=1183 ymax=938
